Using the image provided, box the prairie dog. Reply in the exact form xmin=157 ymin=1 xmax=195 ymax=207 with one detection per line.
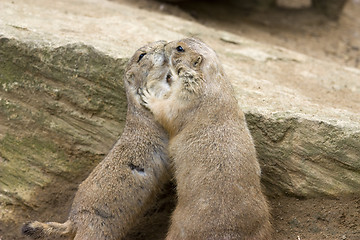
xmin=140 ymin=38 xmax=272 ymax=240
xmin=22 ymin=41 xmax=171 ymax=240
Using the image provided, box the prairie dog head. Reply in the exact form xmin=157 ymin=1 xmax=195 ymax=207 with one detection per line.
xmin=124 ymin=40 xmax=170 ymax=107
xmin=164 ymin=38 xmax=225 ymax=96
xmin=137 ymin=38 xmax=228 ymax=135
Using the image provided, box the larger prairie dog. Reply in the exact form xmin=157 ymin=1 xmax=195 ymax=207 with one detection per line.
xmin=22 ymin=41 xmax=171 ymax=240
xmin=140 ymin=38 xmax=272 ymax=240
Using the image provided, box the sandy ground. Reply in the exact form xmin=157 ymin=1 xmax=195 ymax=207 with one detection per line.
xmin=1 ymin=0 xmax=359 ymax=239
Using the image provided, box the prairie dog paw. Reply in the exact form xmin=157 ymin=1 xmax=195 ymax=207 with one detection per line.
xmin=138 ymin=87 xmax=155 ymax=110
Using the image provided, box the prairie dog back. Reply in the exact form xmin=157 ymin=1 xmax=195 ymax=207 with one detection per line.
xmin=22 ymin=41 xmax=171 ymax=240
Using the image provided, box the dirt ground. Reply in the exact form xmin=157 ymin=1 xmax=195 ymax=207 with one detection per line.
xmin=1 ymin=0 xmax=359 ymax=240
xmin=270 ymin=195 xmax=360 ymax=239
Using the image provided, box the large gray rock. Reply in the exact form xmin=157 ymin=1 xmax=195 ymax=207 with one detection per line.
xmin=218 ymin=34 xmax=360 ymax=197
xmin=0 ymin=0 xmax=359 ymax=238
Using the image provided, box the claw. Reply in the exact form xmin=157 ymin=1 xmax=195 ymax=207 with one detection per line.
xmin=138 ymin=87 xmax=150 ymax=109
xmin=136 ymin=87 xmax=142 ymax=96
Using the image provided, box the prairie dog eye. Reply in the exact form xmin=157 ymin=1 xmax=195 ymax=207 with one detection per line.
xmin=176 ymin=46 xmax=185 ymax=52
xmin=166 ymin=73 xmax=172 ymax=85
xmin=137 ymin=53 xmax=146 ymax=63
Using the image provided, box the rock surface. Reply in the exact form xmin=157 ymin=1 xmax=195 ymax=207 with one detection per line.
xmin=0 ymin=0 xmax=359 ymax=238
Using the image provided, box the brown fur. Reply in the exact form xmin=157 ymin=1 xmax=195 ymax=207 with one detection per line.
xmin=140 ymin=38 xmax=272 ymax=240
xmin=22 ymin=41 xmax=171 ymax=240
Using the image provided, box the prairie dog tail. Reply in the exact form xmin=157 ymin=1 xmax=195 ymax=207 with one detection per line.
xmin=22 ymin=220 xmax=75 ymax=239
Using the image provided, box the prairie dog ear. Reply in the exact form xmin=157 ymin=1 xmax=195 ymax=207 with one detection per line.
xmin=193 ymin=55 xmax=203 ymax=68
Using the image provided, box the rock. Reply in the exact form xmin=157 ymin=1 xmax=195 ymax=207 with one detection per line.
xmin=0 ymin=0 xmax=359 ymax=238
xmin=276 ymin=0 xmax=312 ymax=9
xmin=0 ymin=38 xmax=128 ymax=227
xmin=226 ymin=0 xmax=275 ymax=11
xmin=312 ymin=0 xmax=348 ymax=19
xmin=218 ymin=35 xmax=360 ymax=197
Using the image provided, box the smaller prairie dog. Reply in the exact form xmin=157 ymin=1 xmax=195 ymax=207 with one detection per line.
xmin=140 ymin=38 xmax=272 ymax=240
xmin=22 ymin=41 xmax=171 ymax=240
